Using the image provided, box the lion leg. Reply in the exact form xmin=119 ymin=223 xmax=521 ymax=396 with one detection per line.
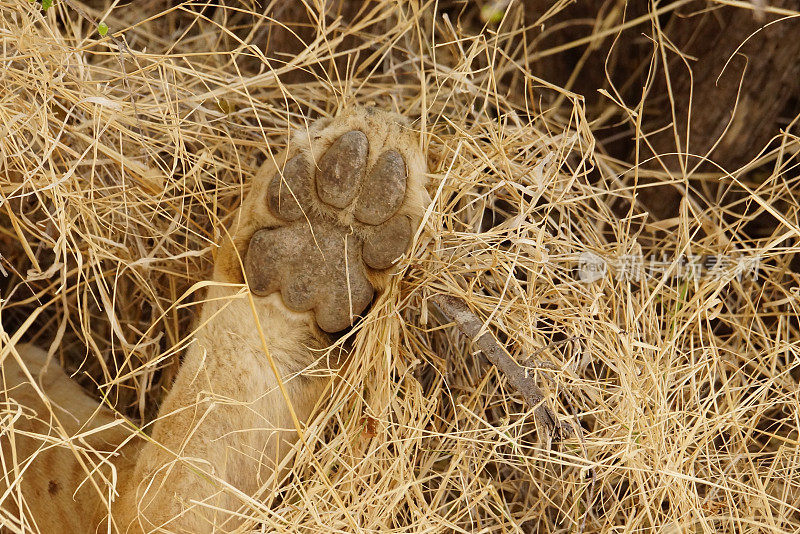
xmin=114 ymin=107 xmax=429 ymax=533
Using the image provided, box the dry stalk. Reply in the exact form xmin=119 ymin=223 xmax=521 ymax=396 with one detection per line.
xmin=1 ymin=0 xmax=799 ymax=531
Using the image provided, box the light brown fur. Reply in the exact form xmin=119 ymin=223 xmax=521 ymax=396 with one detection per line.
xmin=0 ymin=107 xmax=427 ymax=533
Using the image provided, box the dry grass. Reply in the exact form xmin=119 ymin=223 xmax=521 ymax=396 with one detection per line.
xmin=2 ymin=0 xmax=800 ymax=532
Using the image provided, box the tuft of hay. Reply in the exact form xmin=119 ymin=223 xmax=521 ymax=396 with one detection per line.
xmin=2 ymin=0 xmax=799 ymax=531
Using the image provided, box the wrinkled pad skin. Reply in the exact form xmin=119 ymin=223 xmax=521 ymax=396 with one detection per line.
xmin=246 ymin=130 xmax=414 ymax=333
xmin=245 ymin=221 xmax=374 ymax=333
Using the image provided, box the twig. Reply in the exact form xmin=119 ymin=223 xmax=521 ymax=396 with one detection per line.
xmin=430 ymin=294 xmax=572 ymax=440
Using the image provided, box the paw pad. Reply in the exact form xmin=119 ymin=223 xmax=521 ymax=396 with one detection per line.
xmin=245 ymin=130 xmax=415 ymax=332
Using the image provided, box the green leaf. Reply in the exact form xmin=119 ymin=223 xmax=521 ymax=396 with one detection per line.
xmin=480 ymin=3 xmax=504 ymax=24
xmin=41 ymin=0 xmax=53 ymax=11
xmin=98 ymin=22 xmax=108 ymax=36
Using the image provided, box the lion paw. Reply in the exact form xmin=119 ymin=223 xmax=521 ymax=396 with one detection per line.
xmin=242 ymin=108 xmax=427 ymax=333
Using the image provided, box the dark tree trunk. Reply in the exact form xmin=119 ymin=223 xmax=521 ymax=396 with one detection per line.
xmin=523 ymin=0 xmax=800 ymax=220
xmin=640 ymin=0 xmax=800 ymax=219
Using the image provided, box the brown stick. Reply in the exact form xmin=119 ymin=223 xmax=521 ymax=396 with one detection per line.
xmin=430 ymin=294 xmax=571 ymax=440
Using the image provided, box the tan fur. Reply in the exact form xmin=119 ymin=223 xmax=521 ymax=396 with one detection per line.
xmin=0 ymin=107 xmax=428 ymax=533
xmin=0 ymin=344 xmax=139 ymax=533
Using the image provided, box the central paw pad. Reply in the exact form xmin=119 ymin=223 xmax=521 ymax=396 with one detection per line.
xmin=244 ymin=130 xmax=415 ymax=333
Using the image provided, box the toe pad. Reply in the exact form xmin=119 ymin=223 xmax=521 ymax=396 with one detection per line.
xmin=316 ymin=131 xmax=369 ymax=209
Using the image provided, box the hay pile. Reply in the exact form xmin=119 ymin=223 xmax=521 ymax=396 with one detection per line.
xmin=2 ymin=0 xmax=799 ymax=531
